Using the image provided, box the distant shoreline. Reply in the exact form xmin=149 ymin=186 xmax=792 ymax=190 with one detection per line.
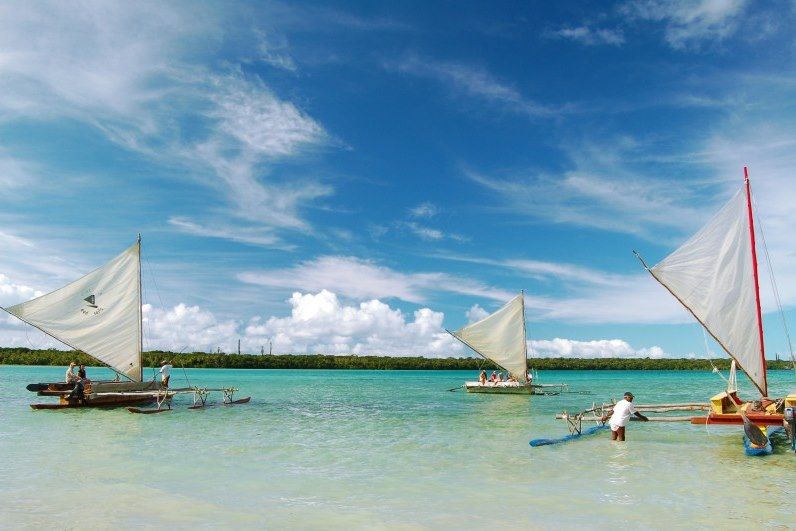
xmin=1 ymin=347 xmax=793 ymax=371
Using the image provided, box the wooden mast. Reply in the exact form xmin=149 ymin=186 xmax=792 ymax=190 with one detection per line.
xmin=744 ymin=167 xmax=767 ymax=397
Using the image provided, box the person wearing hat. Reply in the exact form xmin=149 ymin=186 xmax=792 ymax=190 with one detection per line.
xmin=65 ymin=362 xmax=79 ymax=384
xmin=159 ymin=360 xmax=173 ymax=388
xmin=601 ymin=392 xmax=648 ymax=441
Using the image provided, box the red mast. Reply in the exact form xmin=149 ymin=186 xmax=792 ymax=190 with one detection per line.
xmin=744 ymin=166 xmax=767 ymax=397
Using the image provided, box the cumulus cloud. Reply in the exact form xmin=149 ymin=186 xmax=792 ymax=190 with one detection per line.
xmin=466 ymin=304 xmax=489 ymax=324
xmin=244 ymin=290 xmax=461 ymax=355
xmin=529 ymin=338 xmax=667 ymax=358
xmin=238 ymin=256 xmax=513 ymax=304
xmin=0 ymin=283 xmax=679 ymax=359
xmin=0 ymin=274 xmax=43 ymax=307
xmin=142 ymin=303 xmax=239 ymax=353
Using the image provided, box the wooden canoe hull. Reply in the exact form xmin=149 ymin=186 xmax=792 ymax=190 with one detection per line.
xmin=31 ymin=394 xmax=157 ymax=410
xmin=690 ymin=413 xmax=785 ymax=426
xmin=32 ymin=381 xmax=163 ymax=395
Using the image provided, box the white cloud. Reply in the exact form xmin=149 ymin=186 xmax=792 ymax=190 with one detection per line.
xmin=622 ymin=0 xmax=749 ymax=49
xmin=238 ymin=255 xmax=514 ymax=304
xmin=0 ymin=283 xmax=685 ymax=358
xmin=142 ymin=303 xmax=239 ymax=353
xmin=0 ymin=154 xmax=37 ymax=192
xmin=465 ymin=136 xmax=707 ymax=240
xmin=167 ymin=217 xmax=286 ymax=248
xmin=466 ymin=304 xmax=489 ymax=324
xmin=404 ymin=222 xmax=444 ymax=241
xmin=438 ymin=253 xmax=688 ymax=324
xmin=389 ymin=55 xmax=560 ymax=118
xmin=208 ymin=75 xmax=326 ymax=159
xmin=529 ymin=338 xmax=667 ymax=358
xmin=410 ymin=202 xmax=439 ymax=218
xmin=244 ymin=290 xmax=461 ymax=356
xmin=551 ymin=26 xmax=625 ymax=46
xmin=0 ymin=273 xmax=43 ymax=307
xmin=0 ymin=2 xmax=332 ymax=243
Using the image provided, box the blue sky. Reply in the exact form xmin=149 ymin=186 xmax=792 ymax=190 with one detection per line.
xmin=1 ymin=0 xmax=796 ymax=359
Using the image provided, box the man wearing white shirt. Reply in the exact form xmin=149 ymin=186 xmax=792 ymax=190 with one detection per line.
xmin=602 ymin=392 xmax=648 ymax=441
xmin=159 ymin=360 xmax=173 ymax=388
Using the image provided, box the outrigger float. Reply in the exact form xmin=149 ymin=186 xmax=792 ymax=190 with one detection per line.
xmin=1 ymin=235 xmax=250 ymax=410
xmin=531 ymin=400 xmax=712 ymax=447
xmin=127 ymin=387 xmax=250 ymax=414
xmin=447 ymin=292 xmax=567 ymax=395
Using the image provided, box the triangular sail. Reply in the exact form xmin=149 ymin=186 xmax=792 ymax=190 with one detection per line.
xmin=451 ymin=293 xmax=528 ymax=382
xmin=5 ymin=242 xmax=142 ymax=381
xmin=647 ymin=187 xmax=766 ymax=396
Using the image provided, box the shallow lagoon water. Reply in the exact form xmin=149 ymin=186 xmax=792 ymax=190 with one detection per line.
xmin=1 ymin=366 xmax=794 ymax=529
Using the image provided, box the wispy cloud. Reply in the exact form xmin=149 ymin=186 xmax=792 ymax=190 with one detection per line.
xmin=549 ymin=26 xmax=625 ymax=46
xmin=168 ymin=217 xmax=290 ymax=248
xmin=409 ymin=202 xmax=439 ymax=218
xmin=464 ymin=136 xmax=707 ymax=240
xmin=388 ymin=54 xmax=563 ymax=118
xmin=436 ymin=252 xmax=686 ymax=324
xmin=238 ymin=255 xmax=514 ymax=304
xmin=621 ymin=0 xmax=749 ymax=49
xmin=0 ymin=2 xmax=333 ymax=246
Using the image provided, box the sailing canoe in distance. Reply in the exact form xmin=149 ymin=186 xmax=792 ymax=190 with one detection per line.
xmin=448 ymin=292 xmax=566 ymax=395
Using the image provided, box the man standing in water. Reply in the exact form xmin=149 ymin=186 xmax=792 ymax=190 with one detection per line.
xmin=159 ymin=360 xmax=173 ymax=388
xmin=602 ymin=392 xmax=648 ymax=441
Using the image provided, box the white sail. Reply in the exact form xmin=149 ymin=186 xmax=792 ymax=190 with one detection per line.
xmin=5 ymin=241 xmax=142 ymax=381
xmin=648 ymin=187 xmax=766 ymax=396
xmin=452 ymin=293 xmax=528 ymax=382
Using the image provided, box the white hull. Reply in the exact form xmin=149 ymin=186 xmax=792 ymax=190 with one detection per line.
xmin=464 ymin=381 xmax=565 ymax=395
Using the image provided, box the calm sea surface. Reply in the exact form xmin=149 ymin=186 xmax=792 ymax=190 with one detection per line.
xmin=0 ymin=365 xmax=794 ymax=529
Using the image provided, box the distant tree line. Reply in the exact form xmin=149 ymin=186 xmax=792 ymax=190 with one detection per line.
xmin=0 ymin=347 xmax=793 ymax=371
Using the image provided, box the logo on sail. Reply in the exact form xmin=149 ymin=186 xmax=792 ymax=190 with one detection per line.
xmin=81 ymin=292 xmax=104 ymax=316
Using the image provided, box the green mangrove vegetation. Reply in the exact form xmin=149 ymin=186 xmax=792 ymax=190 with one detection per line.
xmin=0 ymin=347 xmax=793 ymax=371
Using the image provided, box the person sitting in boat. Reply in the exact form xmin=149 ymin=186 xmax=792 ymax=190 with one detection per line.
xmin=489 ymin=371 xmax=498 ymax=383
xmin=601 ymin=392 xmax=648 ymax=441
xmin=479 ymin=370 xmax=487 ymax=385
xmin=77 ymin=364 xmax=90 ymax=383
xmin=160 ymin=360 xmax=173 ymax=388
xmin=65 ymin=362 xmax=79 ymax=383
xmin=65 ymin=379 xmax=85 ymax=403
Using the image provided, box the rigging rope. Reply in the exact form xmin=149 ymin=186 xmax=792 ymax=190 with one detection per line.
xmin=753 ymin=206 xmax=796 ymax=373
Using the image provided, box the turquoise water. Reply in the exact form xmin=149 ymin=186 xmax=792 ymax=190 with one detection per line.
xmin=1 ymin=366 xmax=794 ymax=529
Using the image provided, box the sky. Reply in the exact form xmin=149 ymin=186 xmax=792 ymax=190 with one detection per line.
xmin=1 ymin=0 xmax=796 ymax=360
